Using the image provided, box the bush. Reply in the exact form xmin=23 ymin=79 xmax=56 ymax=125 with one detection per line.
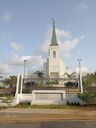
xmin=1 ymin=96 xmax=14 ymax=104
xmin=46 ymin=80 xmax=59 ymax=85
xmin=78 ymin=92 xmax=96 ymax=105
xmin=64 ymin=82 xmax=78 ymax=88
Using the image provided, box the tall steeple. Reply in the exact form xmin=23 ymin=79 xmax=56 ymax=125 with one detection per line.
xmin=50 ymin=18 xmax=58 ymax=46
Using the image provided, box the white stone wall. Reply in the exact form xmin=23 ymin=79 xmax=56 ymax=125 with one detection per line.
xmin=31 ymin=90 xmax=66 ymax=105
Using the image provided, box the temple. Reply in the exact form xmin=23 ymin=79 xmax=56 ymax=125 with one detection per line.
xmin=43 ymin=19 xmax=66 ymax=79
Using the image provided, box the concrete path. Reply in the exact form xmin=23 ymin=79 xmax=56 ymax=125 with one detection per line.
xmin=0 ymin=108 xmax=96 ymax=114
xmin=0 ymin=108 xmax=96 ymax=123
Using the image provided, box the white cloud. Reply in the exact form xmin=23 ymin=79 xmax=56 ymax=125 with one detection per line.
xmin=11 ymin=42 xmax=23 ymax=51
xmin=7 ymin=54 xmax=44 ymax=68
xmin=80 ymin=35 xmax=85 ymax=40
xmin=64 ymin=52 xmax=71 ymax=58
xmin=76 ymin=3 xmax=88 ymax=13
xmin=56 ymin=28 xmax=71 ymax=39
xmin=56 ymin=29 xmax=80 ymax=56
xmin=0 ymin=64 xmax=13 ymax=74
xmin=37 ymin=28 xmax=81 ymax=58
xmin=31 ymin=55 xmax=44 ymax=65
xmin=3 ymin=14 xmax=12 ymax=21
xmin=81 ymin=67 xmax=88 ymax=73
xmin=76 ymin=66 xmax=89 ymax=76
xmin=37 ymin=40 xmax=49 ymax=58
xmin=59 ymin=38 xmax=79 ymax=52
xmin=7 ymin=54 xmax=31 ymax=66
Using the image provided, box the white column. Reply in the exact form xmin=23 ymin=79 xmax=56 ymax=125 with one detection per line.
xmin=20 ymin=75 xmax=23 ymax=94
xmin=15 ymin=73 xmax=20 ymax=97
xmin=78 ymin=59 xmax=83 ymax=93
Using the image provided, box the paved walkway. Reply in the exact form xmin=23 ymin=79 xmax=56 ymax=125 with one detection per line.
xmin=0 ymin=108 xmax=96 ymax=123
xmin=0 ymin=107 xmax=96 ymax=114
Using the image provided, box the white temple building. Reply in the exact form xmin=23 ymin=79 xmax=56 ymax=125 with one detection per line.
xmin=14 ymin=20 xmax=82 ymax=105
xmin=43 ymin=20 xmax=66 ymax=79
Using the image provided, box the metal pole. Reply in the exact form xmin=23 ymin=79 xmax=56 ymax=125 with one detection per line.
xmin=24 ymin=60 xmax=27 ymax=78
xmin=78 ymin=59 xmax=81 ymax=92
xmin=24 ymin=60 xmax=27 ymax=88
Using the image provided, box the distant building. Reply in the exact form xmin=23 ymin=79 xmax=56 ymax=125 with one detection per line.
xmin=43 ymin=20 xmax=66 ymax=79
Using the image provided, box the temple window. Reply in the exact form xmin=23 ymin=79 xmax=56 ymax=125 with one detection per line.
xmin=53 ymin=51 xmax=56 ymax=58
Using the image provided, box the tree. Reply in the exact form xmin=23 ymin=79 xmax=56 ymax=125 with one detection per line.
xmin=83 ymin=72 xmax=96 ymax=88
xmin=34 ymin=71 xmax=44 ymax=86
xmin=4 ymin=75 xmax=17 ymax=88
xmin=64 ymin=72 xmax=76 ymax=94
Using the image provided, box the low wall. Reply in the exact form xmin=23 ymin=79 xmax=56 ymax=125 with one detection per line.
xmin=31 ymin=90 xmax=66 ymax=105
xmin=15 ymin=90 xmax=83 ymax=105
xmin=20 ymin=94 xmax=32 ymax=102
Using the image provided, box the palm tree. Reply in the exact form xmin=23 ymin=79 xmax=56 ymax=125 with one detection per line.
xmin=64 ymin=72 xmax=76 ymax=94
xmin=4 ymin=75 xmax=17 ymax=88
xmin=34 ymin=71 xmax=44 ymax=86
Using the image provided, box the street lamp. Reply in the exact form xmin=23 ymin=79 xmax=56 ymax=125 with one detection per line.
xmin=78 ymin=59 xmax=83 ymax=93
xmin=24 ymin=59 xmax=27 ymax=78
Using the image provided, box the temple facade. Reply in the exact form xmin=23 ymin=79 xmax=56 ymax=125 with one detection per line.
xmin=43 ymin=20 xmax=66 ymax=79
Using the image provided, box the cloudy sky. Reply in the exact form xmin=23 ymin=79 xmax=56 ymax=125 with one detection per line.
xmin=0 ymin=0 xmax=96 ymax=76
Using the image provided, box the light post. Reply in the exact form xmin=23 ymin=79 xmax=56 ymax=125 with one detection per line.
xmin=24 ymin=59 xmax=27 ymax=78
xmin=78 ymin=59 xmax=83 ymax=93
xmin=66 ymin=66 xmax=70 ymax=94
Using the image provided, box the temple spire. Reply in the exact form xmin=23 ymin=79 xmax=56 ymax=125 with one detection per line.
xmin=50 ymin=18 xmax=58 ymax=46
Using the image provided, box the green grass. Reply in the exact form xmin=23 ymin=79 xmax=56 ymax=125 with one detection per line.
xmin=14 ymin=103 xmax=81 ymax=109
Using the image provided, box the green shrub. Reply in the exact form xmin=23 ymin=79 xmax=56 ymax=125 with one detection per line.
xmin=46 ymin=80 xmax=59 ymax=85
xmin=1 ymin=96 xmax=14 ymax=104
xmin=78 ymin=92 xmax=96 ymax=105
